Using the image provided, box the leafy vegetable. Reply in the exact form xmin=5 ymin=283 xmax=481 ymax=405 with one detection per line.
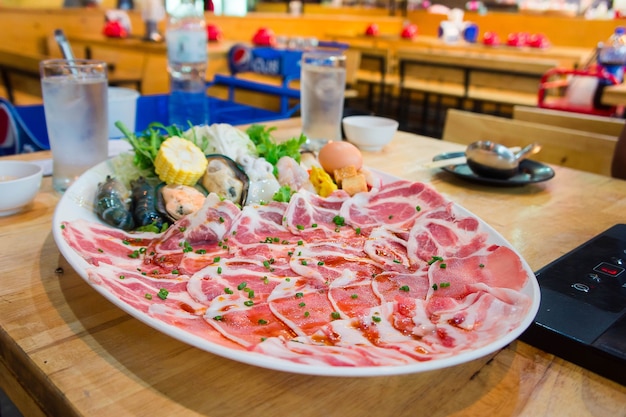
xmin=115 ymin=121 xmax=185 ymax=172
xmin=273 ymin=185 xmax=295 ymax=203
xmin=246 ymin=125 xmax=307 ymax=175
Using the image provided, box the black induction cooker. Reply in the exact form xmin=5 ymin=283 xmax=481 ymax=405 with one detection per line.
xmin=519 ymin=224 xmax=626 ymax=386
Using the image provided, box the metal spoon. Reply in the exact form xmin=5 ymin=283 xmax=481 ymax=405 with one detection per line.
xmin=54 ymin=29 xmax=75 ymax=61
xmin=465 ymin=141 xmax=541 ymax=179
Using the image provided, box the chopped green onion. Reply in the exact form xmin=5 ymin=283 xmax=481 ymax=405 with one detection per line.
xmin=333 ymin=215 xmax=345 ymax=226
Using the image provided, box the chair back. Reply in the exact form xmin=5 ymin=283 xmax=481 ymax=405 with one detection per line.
xmin=513 ymin=105 xmax=625 ymax=137
xmin=442 ymin=108 xmax=617 ymax=176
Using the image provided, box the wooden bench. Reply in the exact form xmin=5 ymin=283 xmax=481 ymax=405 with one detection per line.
xmin=394 ymin=48 xmax=559 ymax=136
xmin=512 ymin=105 xmax=625 ymax=137
xmin=442 ymin=108 xmax=617 ymax=176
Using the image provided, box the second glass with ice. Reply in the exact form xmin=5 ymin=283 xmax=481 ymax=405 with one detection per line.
xmin=300 ymin=50 xmax=346 ymax=152
xmin=40 ymin=59 xmax=109 ymax=193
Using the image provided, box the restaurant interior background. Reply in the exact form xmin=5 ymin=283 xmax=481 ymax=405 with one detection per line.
xmin=0 ymin=0 xmax=622 ymax=137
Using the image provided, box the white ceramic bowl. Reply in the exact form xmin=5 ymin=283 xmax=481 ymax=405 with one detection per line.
xmin=342 ymin=116 xmax=399 ymax=152
xmin=0 ymin=161 xmax=43 ymax=216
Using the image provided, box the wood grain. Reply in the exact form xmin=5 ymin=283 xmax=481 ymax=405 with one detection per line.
xmin=2 ymin=119 xmax=626 ymax=416
xmin=442 ymin=109 xmax=617 ymax=176
xmin=513 ymin=105 xmax=625 ymax=137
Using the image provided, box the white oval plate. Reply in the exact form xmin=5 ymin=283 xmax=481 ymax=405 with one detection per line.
xmin=52 ymin=158 xmax=540 ymax=377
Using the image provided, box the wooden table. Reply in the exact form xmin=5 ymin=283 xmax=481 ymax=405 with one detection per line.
xmin=2 ymin=118 xmax=626 ymax=417
xmin=325 ymin=33 xmax=593 ymax=68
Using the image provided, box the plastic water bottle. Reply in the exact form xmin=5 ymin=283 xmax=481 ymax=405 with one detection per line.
xmin=166 ymin=0 xmax=209 ymax=127
xmin=598 ymin=27 xmax=626 ymax=82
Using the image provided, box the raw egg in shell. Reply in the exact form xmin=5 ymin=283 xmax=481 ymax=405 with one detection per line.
xmin=318 ymin=141 xmax=363 ymax=174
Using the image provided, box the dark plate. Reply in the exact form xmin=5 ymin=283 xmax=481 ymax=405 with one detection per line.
xmin=432 ymin=152 xmax=555 ymax=186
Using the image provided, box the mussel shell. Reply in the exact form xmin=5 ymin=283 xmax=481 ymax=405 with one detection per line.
xmin=202 ymin=154 xmax=249 ymax=206
xmin=156 ymin=183 xmax=207 ymax=223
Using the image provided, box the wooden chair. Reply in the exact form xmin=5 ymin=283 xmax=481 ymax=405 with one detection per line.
xmin=395 ymin=48 xmax=467 ymax=136
xmin=0 ymin=49 xmax=45 ymax=104
xmin=442 ymin=108 xmax=617 ymax=176
xmin=347 ymin=45 xmax=399 ymax=114
xmin=512 ymin=105 xmax=625 ymax=137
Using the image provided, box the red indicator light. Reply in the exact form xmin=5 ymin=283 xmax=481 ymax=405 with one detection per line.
xmin=593 ymin=262 xmax=625 ymax=277
xmin=600 ymin=266 xmax=619 ymax=275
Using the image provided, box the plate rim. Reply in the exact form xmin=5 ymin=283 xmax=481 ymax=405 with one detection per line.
xmin=432 ymin=151 xmax=555 ymax=186
xmin=52 ymin=159 xmax=541 ymax=377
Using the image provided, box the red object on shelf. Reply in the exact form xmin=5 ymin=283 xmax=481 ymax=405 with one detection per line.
xmin=252 ymin=27 xmax=275 ymax=46
xmin=207 ymin=24 xmax=222 ymax=42
xmin=537 ymin=66 xmax=620 ymax=117
xmin=102 ymin=21 xmax=128 ymax=38
xmin=506 ymin=32 xmax=529 ymax=47
xmin=365 ymin=23 xmax=380 ymax=37
xmin=528 ymin=33 xmax=550 ymax=49
xmin=401 ymin=24 xmax=418 ymax=39
xmin=482 ymin=31 xmax=500 ymax=46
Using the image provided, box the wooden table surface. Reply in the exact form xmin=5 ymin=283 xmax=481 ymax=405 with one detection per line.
xmin=325 ymin=33 xmax=593 ymax=68
xmin=2 ymin=117 xmax=626 ymax=417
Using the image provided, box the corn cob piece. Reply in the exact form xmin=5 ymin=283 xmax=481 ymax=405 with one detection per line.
xmin=154 ymin=136 xmax=208 ymax=186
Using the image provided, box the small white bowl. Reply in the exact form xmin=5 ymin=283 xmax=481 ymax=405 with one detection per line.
xmin=0 ymin=161 xmax=43 ymax=216
xmin=342 ymin=115 xmax=399 ymax=152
